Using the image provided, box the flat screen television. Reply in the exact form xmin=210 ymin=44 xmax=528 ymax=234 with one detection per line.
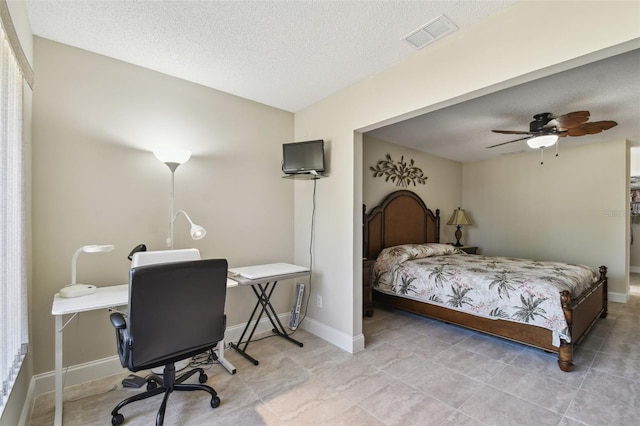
xmin=282 ymin=140 xmax=325 ymax=175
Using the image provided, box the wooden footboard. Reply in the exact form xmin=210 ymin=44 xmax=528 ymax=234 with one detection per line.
xmin=556 ymin=265 xmax=608 ymax=371
xmin=373 ymin=265 xmax=608 ymax=372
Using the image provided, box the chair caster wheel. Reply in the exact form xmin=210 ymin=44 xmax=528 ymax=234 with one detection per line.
xmin=211 ymin=396 xmax=221 ymax=408
xmin=199 ymin=373 xmax=208 ymax=383
xmin=112 ymin=413 xmax=124 ymax=426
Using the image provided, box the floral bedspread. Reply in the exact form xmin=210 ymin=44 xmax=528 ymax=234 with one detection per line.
xmin=372 ymin=244 xmax=599 ymax=346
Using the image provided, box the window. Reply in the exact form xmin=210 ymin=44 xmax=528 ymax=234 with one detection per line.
xmin=0 ymin=7 xmax=29 ymax=413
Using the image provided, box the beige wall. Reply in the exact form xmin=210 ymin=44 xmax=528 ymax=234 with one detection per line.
xmin=294 ymin=1 xmax=640 ymax=351
xmin=463 ymin=140 xmax=628 ymax=296
xmin=363 ymin=135 xmax=463 ymax=245
xmin=31 ymin=38 xmax=294 ymax=375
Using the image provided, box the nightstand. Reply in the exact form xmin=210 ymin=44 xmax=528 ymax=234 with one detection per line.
xmin=458 ymin=246 xmax=478 ymax=255
xmin=362 ymin=259 xmax=375 ymax=317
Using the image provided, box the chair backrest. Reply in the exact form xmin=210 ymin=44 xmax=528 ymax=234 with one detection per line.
xmin=130 ymin=248 xmax=201 ymax=267
xmin=126 ymin=259 xmax=228 ymax=371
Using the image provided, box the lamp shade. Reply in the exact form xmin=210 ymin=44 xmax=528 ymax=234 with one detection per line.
xmin=190 ymin=224 xmax=207 ymax=240
xmin=153 ymin=149 xmax=192 ymax=165
xmin=447 ymin=208 xmax=471 ymax=226
xmin=527 ymin=135 xmax=558 ymax=149
xmin=81 ymin=244 xmax=115 ymax=253
xmin=174 ymin=210 xmax=207 ymax=241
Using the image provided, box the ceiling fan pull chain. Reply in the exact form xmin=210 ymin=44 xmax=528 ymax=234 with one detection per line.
xmin=540 ymin=147 xmax=544 ymax=165
xmin=555 ymin=141 xmax=559 ymax=157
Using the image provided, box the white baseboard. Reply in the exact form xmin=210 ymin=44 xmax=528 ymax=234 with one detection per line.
xmin=32 ymin=355 xmax=126 ymax=399
xmin=630 ymin=266 xmax=640 ymax=274
xmin=299 ymin=316 xmax=365 ymax=354
xmin=608 ymin=291 xmax=628 ymax=303
xmin=31 ymin=312 xmax=299 ymax=397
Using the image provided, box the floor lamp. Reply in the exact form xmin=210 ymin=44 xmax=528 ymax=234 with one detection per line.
xmin=153 ymin=149 xmax=207 ymax=248
xmin=151 ymin=149 xmax=206 ymax=373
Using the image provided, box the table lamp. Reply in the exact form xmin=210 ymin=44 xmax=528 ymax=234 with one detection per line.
xmin=59 ymin=244 xmax=115 ymax=298
xmin=447 ymin=208 xmax=471 ymax=247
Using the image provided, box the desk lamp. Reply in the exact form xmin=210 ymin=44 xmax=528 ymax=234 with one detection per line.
xmin=447 ymin=208 xmax=471 ymax=247
xmin=153 ymin=149 xmax=207 ymax=248
xmin=60 ymin=244 xmax=115 ymax=298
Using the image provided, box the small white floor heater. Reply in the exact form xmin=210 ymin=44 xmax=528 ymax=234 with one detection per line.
xmin=289 ymin=283 xmax=305 ymax=330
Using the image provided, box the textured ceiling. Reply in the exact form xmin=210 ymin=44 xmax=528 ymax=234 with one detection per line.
xmin=24 ymin=0 xmax=517 ymax=112
xmin=24 ymin=1 xmax=639 ymax=163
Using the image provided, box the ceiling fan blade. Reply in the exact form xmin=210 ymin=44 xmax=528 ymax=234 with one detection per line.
xmin=550 ymin=111 xmax=590 ymax=130
xmin=486 ymin=136 xmax=530 ymax=148
xmin=566 ymin=120 xmax=618 ymax=136
xmin=557 ymin=110 xmax=590 ymax=120
xmin=554 ymin=118 xmax=589 ymax=130
xmin=491 ymin=130 xmax=532 ymax=135
xmin=566 ymin=127 xmax=588 ymax=136
xmin=583 ymin=120 xmax=618 ymax=134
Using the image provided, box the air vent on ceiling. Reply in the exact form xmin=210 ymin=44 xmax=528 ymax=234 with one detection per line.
xmin=403 ymin=15 xmax=458 ymax=49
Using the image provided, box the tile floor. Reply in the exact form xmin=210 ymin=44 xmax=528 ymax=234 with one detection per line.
xmin=31 ymin=277 xmax=640 ymax=425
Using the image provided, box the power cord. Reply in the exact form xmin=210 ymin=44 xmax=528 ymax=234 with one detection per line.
xmin=64 ymin=383 xmax=118 ymax=402
xmin=289 ymin=176 xmax=317 ymax=335
xmin=188 ymin=348 xmax=218 ymax=369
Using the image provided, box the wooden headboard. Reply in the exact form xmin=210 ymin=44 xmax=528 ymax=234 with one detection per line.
xmin=363 ymin=190 xmax=440 ymax=259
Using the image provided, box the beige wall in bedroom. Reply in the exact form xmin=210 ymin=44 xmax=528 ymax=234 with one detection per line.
xmin=31 ymin=38 xmax=294 ymax=375
xmin=294 ymin=1 xmax=639 ymax=349
xmin=362 ymin=135 xmax=462 ymax=245
xmin=462 ymin=139 xmax=628 ymax=297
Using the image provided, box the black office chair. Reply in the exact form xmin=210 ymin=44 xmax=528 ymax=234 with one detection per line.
xmin=109 ymin=259 xmax=228 ymax=426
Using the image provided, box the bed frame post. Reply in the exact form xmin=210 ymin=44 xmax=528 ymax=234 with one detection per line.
xmin=599 ymin=265 xmax=608 ymax=318
xmin=558 ymin=291 xmax=574 ymax=372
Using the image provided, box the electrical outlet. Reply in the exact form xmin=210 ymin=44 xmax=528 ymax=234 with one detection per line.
xmin=316 ymin=295 xmax=323 ymax=308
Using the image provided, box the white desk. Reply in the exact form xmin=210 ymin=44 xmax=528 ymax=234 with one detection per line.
xmin=51 ymin=278 xmax=238 ymax=426
xmin=228 ymin=265 xmax=310 ymax=366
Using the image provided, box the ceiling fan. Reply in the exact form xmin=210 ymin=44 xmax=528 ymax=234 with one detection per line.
xmin=487 ymin=111 xmax=617 ymax=149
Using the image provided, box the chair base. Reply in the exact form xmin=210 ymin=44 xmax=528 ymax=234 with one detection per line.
xmin=111 ymin=362 xmax=220 ymax=426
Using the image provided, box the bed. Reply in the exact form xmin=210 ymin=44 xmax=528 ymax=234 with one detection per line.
xmin=363 ymin=190 xmax=608 ymax=372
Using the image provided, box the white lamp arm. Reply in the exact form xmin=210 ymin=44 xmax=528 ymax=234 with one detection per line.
xmin=70 ymin=244 xmax=115 ymax=285
xmin=174 ymin=210 xmax=195 ymax=225
xmin=70 ymin=246 xmax=85 ymax=285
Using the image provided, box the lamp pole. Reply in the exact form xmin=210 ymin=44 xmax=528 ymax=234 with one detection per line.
xmin=165 ymin=162 xmax=180 ymax=249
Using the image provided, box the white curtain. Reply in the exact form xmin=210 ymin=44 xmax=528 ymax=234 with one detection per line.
xmin=0 ymin=21 xmax=27 ymax=412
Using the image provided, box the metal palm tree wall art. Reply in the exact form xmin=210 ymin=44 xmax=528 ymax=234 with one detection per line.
xmin=370 ymin=154 xmax=427 ymax=187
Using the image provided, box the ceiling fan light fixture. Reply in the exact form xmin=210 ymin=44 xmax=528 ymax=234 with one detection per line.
xmin=527 ymin=134 xmax=558 ymax=149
